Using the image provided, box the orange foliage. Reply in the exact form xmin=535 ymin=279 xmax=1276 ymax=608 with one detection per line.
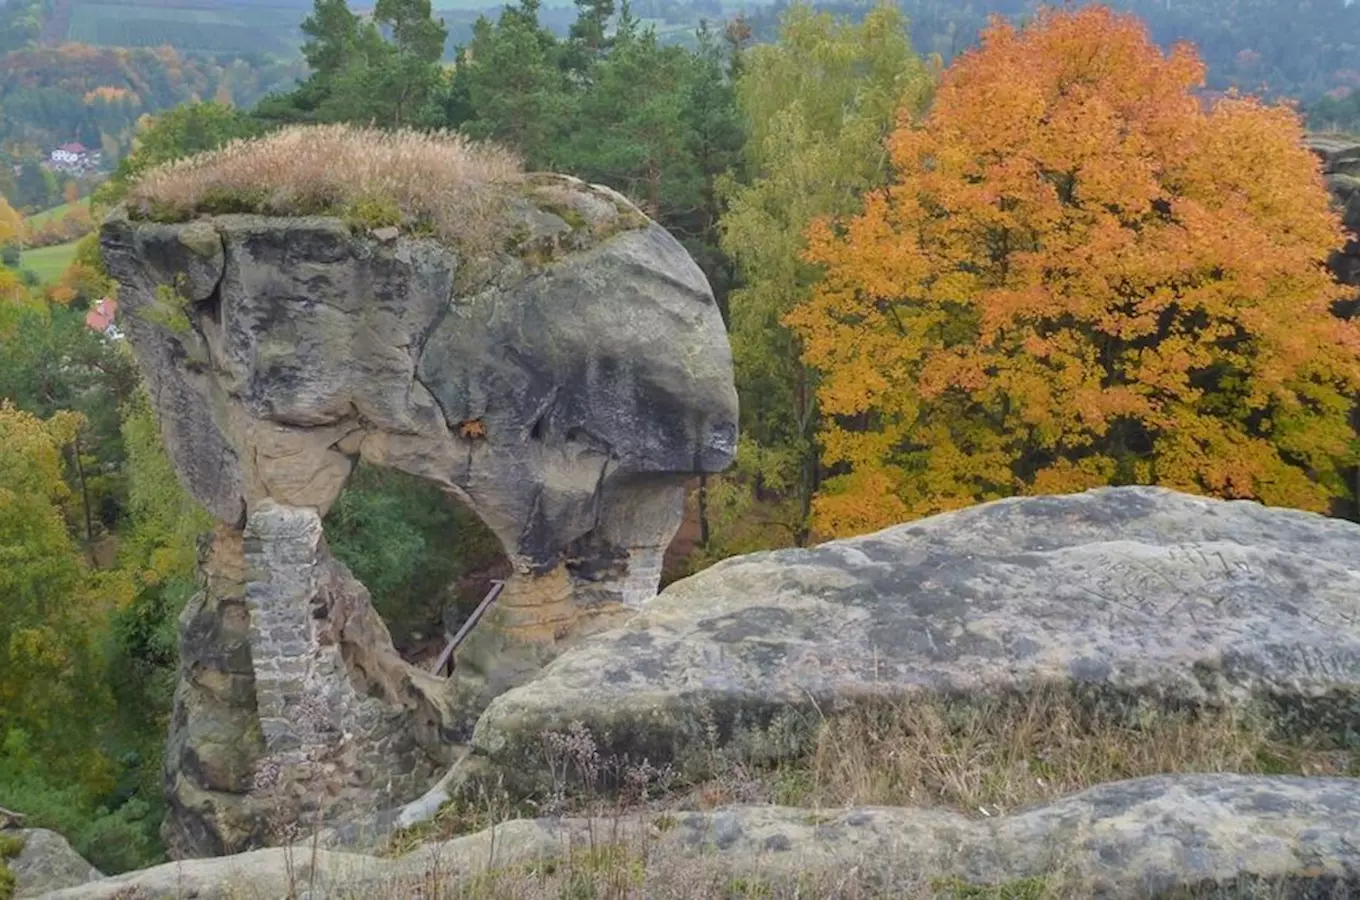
xmin=22 ymin=204 xmax=93 ymax=249
xmin=84 ymin=85 xmax=132 ymax=104
xmin=786 ymin=4 xmax=1360 ymax=538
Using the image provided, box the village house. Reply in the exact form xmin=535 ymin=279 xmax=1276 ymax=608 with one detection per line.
xmin=48 ymin=142 xmax=102 ymax=174
xmin=84 ymin=296 xmax=122 ymax=341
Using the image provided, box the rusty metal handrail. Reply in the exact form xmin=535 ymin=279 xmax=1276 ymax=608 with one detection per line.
xmin=431 ymin=579 xmax=505 ymax=678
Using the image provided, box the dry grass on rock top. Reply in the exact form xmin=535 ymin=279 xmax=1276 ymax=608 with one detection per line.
xmin=124 ymin=125 xmax=524 ymax=252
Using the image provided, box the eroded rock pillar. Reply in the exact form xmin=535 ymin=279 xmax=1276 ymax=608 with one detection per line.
xmin=164 ymin=502 xmax=458 ymax=853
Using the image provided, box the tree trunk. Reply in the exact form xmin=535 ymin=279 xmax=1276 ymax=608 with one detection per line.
xmin=70 ymin=430 xmax=94 ymax=560
xmin=697 ymin=474 xmax=711 ymax=547
xmin=794 ymin=363 xmax=819 ymax=547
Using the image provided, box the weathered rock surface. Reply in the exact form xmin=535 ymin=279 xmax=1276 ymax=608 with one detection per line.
xmin=6 ymin=829 xmax=102 ymax=898
xmin=473 ymin=487 xmax=1360 ymax=778
xmin=1309 ymin=132 xmax=1360 ymax=290
xmin=99 ymin=173 xmax=738 ymax=857
xmin=100 ymin=176 xmax=736 ymax=592
xmin=34 ymin=775 xmax=1360 ymax=899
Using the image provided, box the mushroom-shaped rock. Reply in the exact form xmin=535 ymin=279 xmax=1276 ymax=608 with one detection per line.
xmin=99 ymin=127 xmax=737 ymax=857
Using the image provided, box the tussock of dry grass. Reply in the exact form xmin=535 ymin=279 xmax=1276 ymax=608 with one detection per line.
xmin=332 ymin=690 xmax=1359 ymax=899
xmin=125 ymin=124 xmax=523 ymax=251
xmin=397 ymin=688 xmax=1356 ymax=850
xmin=764 ymin=689 xmax=1356 ymax=816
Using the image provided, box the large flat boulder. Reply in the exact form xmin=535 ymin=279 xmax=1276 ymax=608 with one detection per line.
xmin=34 ymin=774 xmax=1360 ymax=899
xmin=473 ymin=487 xmax=1360 ymax=775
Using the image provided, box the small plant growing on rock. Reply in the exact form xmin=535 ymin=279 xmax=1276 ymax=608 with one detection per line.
xmin=539 ymin=721 xmax=678 ymax=820
xmin=137 ymin=283 xmax=193 ymax=334
xmin=0 ymin=832 xmax=23 ymax=900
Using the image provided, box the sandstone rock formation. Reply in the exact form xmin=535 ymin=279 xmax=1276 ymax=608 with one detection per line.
xmin=32 ymin=774 xmax=1360 ymax=899
xmin=99 ymin=173 xmax=737 ymax=856
xmin=1310 ymin=132 xmax=1360 ymax=292
xmin=472 ymin=486 xmax=1360 ymax=783
xmin=4 ymin=829 xmax=102 ymax=898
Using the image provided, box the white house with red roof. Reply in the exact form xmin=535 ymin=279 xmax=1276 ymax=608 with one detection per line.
xmin=48 ymin=142 xmax=102 ymax=174
xmin=85 ymin=296 xmax=122 ymax=341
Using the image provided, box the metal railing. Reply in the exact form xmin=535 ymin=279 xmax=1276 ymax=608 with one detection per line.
xmin=430 ymin=579 xmax=505 ymax=678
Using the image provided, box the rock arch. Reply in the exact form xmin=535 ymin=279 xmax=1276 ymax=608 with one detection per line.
xmin=99 ymin=173 xmax=737 ymax=856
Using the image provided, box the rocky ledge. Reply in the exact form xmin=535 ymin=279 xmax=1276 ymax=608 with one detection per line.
xmin=26 ymin=774 xmax=1360 ymax=899
xmin=473 ymin=486 xmax=1360 ymax=784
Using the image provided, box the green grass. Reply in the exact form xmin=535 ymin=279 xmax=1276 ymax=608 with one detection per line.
xmin=26 ymin=198 xmax=90 ymax=228
xmin=21 ymin=241 xmax=80 ymax=284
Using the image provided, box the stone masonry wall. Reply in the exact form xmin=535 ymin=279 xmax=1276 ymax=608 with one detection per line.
xmin=241 ymin=502 xmax=449 ymax=830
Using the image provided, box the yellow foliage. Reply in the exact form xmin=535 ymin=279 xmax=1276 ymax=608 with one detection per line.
xmin=0 ymin=403 xmax=113 ymax=775
xmin=787 ymin=5 xmax=1360 ymax=537
xmin=0 ymin=197 xmax=22 ymax=246
xmin=0 ymin=267 xmax=41 ymax=340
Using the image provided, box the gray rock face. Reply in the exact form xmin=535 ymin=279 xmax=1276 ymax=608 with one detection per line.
xmin=99 ymin=173 xmax=738 ymax=857
xmin=472 ymin=487 xmax=1360 ymax=777
xmin=161 ymin=525 xmax=265 ymax=856
xmin=1309 ymin=133 xmax=1360 ymax=289
xmin=6 ymin=829 xmax=102 ymax=898
xmin=33 ymin=775 xmax=1360 ymax=899
xmin=99 ymin=177 xmax=736 ymax=588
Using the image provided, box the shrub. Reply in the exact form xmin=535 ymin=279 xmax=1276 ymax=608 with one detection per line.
xmin=0 ymin=833 xmax=22 ymax=900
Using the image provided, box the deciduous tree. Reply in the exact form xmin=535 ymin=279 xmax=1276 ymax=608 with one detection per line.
xmin=787 ymin=5 xmax=1360 ymax=537
xmin=716 ymin=1 xmax=934 ymax=546
xmin=0 ymin=197 xmax=22 ymax=246
xmin=0 ymin=403 xmax=115 ymax=789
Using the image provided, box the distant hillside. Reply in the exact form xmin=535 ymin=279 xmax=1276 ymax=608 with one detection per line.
xmin=4 ymin=0 xmax=744 ymax=60
xmin=0 ymin=43 xmax=307 ymax=153
xmin=43 ymin=0 xmax=313 ymax=56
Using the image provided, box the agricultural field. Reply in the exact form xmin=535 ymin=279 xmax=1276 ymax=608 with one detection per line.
xmin=39 ymin=0 xmax=752 ymax=60
xmin=58 ymin=0 xmax=308 ymax=55
xmin=20 ymin=241 xmax=80 ymax=285
xmin=25 ymin=198 xmax=91 ymax=229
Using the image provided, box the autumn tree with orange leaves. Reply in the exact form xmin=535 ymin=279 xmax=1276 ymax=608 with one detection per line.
xmin=786 ymin=4 xmax=1360 ymax=539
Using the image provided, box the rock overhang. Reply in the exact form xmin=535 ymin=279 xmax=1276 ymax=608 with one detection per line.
xmin=98 ymin=172 xmax=739 ymax=573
